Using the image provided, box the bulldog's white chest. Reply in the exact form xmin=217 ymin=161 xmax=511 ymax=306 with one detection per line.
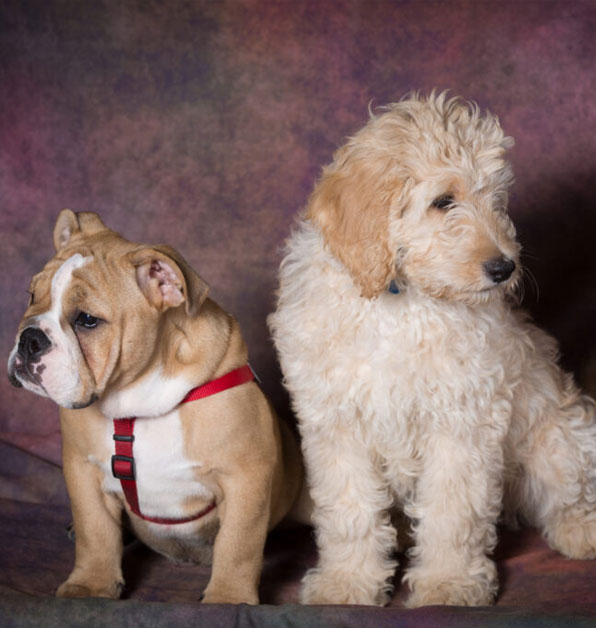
xmin=95 ymin=409 xmax=213 ymax=522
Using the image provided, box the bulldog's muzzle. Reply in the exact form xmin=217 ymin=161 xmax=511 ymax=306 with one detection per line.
xmin=19 ymin=327 xmax=52 ymax=362
xmin=9 ymin=327 xmax=52 ymax=388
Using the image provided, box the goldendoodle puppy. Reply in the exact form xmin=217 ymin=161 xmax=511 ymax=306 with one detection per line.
xmin=268 ymin=92 xmax=596 ymax=607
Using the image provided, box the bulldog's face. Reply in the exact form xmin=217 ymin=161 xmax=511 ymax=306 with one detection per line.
xmin=8 ymin=210 xmax=208 ymax=410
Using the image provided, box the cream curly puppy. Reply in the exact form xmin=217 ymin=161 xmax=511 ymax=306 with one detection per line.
xmin=268 ymin=92 xmax=596 ymax=607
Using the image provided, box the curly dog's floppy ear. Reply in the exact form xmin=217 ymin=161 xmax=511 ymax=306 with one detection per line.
xmin=307 ymin=148 xmax=403 ymax=299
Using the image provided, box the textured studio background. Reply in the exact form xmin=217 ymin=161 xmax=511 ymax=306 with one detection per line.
xmin=1 ymin=0 xmax=596 ymax=464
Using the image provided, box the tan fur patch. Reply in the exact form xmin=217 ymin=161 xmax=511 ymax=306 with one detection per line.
xmin=307 ymin=153 xmax=404 ymax=299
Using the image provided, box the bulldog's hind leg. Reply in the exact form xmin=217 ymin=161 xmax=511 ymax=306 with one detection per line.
xmin=57 ymin=454 xmax=124 ymax=599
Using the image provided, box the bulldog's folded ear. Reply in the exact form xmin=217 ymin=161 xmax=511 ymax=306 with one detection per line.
xmin=130 ymin=246 xmax=209 ymax=317
xmin=54 ymin=209 xmax=108 ymax=251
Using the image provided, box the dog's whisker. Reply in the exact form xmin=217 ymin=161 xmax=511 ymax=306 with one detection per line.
xmin=520 ymin=251 xmax=540 ymax=262
xmin=511 ymin=277 xmax=525 ymax=305
xmin=521 ymin=265 xmax=540 ymax=301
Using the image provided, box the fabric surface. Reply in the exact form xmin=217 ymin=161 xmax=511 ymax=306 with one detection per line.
xmin=1 ymin=0 xmax=596 ymax=625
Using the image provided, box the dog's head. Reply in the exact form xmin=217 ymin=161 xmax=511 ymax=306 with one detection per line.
xmin=7 ymin=210 xmax=209 ymax=409
xmin=308 ymin=91 xmax=520 ymax=303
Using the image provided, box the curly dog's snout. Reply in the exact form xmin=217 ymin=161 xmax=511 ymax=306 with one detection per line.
xmin=483 ymin=257 xmax=516 ymax=284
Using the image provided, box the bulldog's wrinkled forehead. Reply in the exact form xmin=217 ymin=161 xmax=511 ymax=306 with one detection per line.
xmin=49 ymin=253 xmax=92 ymax=317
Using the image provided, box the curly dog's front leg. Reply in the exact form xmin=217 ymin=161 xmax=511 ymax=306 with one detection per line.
xmin=404 ymin=430 xmax=504 ymax=608
xmin=300 ymin=421 xmax=397 ymax=606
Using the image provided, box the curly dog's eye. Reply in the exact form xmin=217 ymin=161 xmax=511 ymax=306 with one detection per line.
xmin=431 ymin=194 xmax=455 ymax=210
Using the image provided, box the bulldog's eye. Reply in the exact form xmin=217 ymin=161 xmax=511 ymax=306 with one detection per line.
xmin=74 ymin=312 xmax=100 ymax=329
xmin=431 ymin=194 xmax=455 ymax=210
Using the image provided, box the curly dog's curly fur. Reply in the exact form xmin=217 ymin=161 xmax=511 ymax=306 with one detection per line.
xmin=269 ymin=92 xmax=596 ymax=607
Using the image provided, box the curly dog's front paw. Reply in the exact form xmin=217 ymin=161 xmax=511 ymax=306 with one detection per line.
xmin=300 ymin=567 xmax=392 ymax=606
xmin=406 ymin=578 xmax=496 ymax=608
xmin=546 ymin=510 xmax=596 ymax=560
xmin=405 ymin=559 xmax=497 ymax=608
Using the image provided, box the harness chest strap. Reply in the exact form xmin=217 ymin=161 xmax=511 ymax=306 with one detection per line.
xmin=111 ymin=364 xmax=255 ymax=525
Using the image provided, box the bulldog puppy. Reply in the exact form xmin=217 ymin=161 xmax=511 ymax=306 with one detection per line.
xmin=8 ymin=210 xmax=304 ymax=604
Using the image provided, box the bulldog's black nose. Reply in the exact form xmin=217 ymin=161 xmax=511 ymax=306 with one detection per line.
xmin=483 ymin=257 xmax=516 ymax=284
xmin=18 ymin=327 xmax=51 ymax=361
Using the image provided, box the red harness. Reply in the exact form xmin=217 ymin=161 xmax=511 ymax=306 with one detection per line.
xmin=111 ymin=365 xmax=255 ymax=525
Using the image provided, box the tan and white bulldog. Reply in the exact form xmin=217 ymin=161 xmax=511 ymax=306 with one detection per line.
xmin=7 ymin=209 xmax=305 ymax=604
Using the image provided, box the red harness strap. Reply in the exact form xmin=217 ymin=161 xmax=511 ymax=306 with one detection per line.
xmin=111 ymin=365 xmax=255 ymax=525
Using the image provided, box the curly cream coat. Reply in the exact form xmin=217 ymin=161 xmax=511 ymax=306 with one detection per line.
xmin=269 ymin=92 xmax=596 ymax=607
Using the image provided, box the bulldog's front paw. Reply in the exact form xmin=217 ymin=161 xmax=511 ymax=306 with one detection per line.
xmin=56 ymin=578 xmax=124 ymax=599
xmin=201 ymin=583 xmax=258 ymax=605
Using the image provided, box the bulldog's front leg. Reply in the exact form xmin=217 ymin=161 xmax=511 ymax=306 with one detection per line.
xmin=57 ymin=451 xmax=124 ymax=599
xmin=202 ymin=467 xmax=272 ymax=604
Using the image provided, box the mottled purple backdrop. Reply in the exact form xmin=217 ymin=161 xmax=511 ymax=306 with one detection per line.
xmin=1 ymin=0 xmax=596 ymax=464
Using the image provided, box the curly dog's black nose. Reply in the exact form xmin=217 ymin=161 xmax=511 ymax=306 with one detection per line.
xmin=483 ymin=257 xmax=516 ymax=283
